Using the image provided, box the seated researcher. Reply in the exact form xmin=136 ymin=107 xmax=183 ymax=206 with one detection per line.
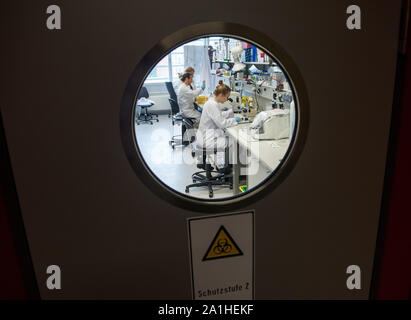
xmin=196 ymin=81 xmax=242 ymax=171
xmin=177 ymin=72 xmax=205 ymax=121
xmin=173 ymin=66 xmax=195 ymax=92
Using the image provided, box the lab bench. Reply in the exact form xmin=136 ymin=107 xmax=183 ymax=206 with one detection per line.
xmin=226 ymin=123 xmax=290 ymax=195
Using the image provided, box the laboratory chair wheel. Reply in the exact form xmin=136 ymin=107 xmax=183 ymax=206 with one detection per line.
xmin=150 ymin=121 xmax=153 ymax=125
xmin=209 ymin=190 xmax=213 ymax=198
xmin=185 ymin=187 xmax=189 ymax=193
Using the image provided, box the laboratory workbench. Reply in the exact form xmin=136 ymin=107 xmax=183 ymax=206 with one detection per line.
xmin=226 ymin=122 xmax=290 ymax=194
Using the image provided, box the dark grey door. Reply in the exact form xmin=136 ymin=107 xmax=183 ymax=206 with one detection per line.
xmin=0 ymin=0 xmax=402 ymax=299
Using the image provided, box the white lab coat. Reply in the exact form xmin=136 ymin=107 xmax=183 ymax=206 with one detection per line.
xmin=177 ymin=83 xmax=203 ymax=120
xmin=174 ymin=79 xmax=197 ymax=92
xmin=196 ymin=97 xmax=237 ymax=168
xmin=172 ymin=79 xmax=180 ymax=93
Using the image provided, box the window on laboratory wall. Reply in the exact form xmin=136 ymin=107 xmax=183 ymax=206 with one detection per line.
xmin=145 ymin=40 xmax=206 ymax=84
xmin=133 ymin=36 xmax=298 ymax=201
xmin=146 ymin=56 xmax=169 ymax=82
xmin=170 ymin=47 xmax=184 ymax=81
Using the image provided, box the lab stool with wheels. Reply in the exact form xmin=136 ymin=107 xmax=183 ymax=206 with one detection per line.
xmin=136 ymin=86 xmax=159 ymax=125
xmin=167 ymin=97 xmax=196 ymax=150
xmin=185 ymin=146 xmax=233 ymax=198
xmin=169 ymin=116 xmax=196 ymax=150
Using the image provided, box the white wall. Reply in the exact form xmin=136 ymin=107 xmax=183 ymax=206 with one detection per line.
xmin=148 ymin=94 xmax=171 ymax=113
xmin=142 ymin=82 xmax=171 ymax=113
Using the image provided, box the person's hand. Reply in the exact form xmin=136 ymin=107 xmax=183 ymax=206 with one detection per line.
xmin=234 ymin=116 xmax=242 ymax=122
xmin=222 ymin=107 xmax=228 ymax=111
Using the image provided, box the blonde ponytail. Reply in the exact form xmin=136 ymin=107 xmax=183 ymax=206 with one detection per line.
xmin=213 ymin=81 xmax=231 ymax=96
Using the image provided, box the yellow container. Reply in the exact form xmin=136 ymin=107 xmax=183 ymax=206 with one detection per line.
xmin=196 ymin=96 xmax=208 ymax=105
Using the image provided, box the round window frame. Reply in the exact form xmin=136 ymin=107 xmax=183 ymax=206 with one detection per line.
xmin=120 ymin=22 xmax=309 ymax=213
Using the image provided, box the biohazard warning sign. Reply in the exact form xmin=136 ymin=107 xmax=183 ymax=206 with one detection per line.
xmin=202 ymin=226 xmax=243 ymax=261
xmin=188 ymin=211 xmax=254 ymax=300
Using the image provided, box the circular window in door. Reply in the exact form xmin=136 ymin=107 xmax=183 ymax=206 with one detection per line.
xmin=120 ymin=23 xmax=308 ymax=211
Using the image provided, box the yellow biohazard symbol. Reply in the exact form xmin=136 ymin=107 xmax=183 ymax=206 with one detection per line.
xmin=239 ymin=185 xmax=247 ymax=193
xmin=202 ymin=226 xmax=243 ymax=261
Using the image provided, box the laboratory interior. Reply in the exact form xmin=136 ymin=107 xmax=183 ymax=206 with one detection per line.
xmin=135 ymin=36 xmax=296 ymax=199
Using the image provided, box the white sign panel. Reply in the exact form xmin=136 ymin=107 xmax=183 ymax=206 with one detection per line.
xmin=188 ymin=211 xmax=254 ymax=300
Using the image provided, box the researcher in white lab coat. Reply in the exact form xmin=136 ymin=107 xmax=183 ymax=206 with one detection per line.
xmin=177 ymin=72 xmax=205 ymax=121
xmin=196 ymin=81 xmax=241 ymax=170
xmin=173 ymin=66 xmax=196 ymax=92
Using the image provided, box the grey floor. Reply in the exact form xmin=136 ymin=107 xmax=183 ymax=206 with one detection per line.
xmin=135 ymin=114 xmax=234 ymax=200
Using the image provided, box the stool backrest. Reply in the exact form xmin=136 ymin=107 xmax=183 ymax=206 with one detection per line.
xmin=168 ymin=98 xmax=180 ymax=115
xmin=165 ymin=82 xmax=177 ymax=101
xmin=138 ymin=86 xmax=149 ymax=99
